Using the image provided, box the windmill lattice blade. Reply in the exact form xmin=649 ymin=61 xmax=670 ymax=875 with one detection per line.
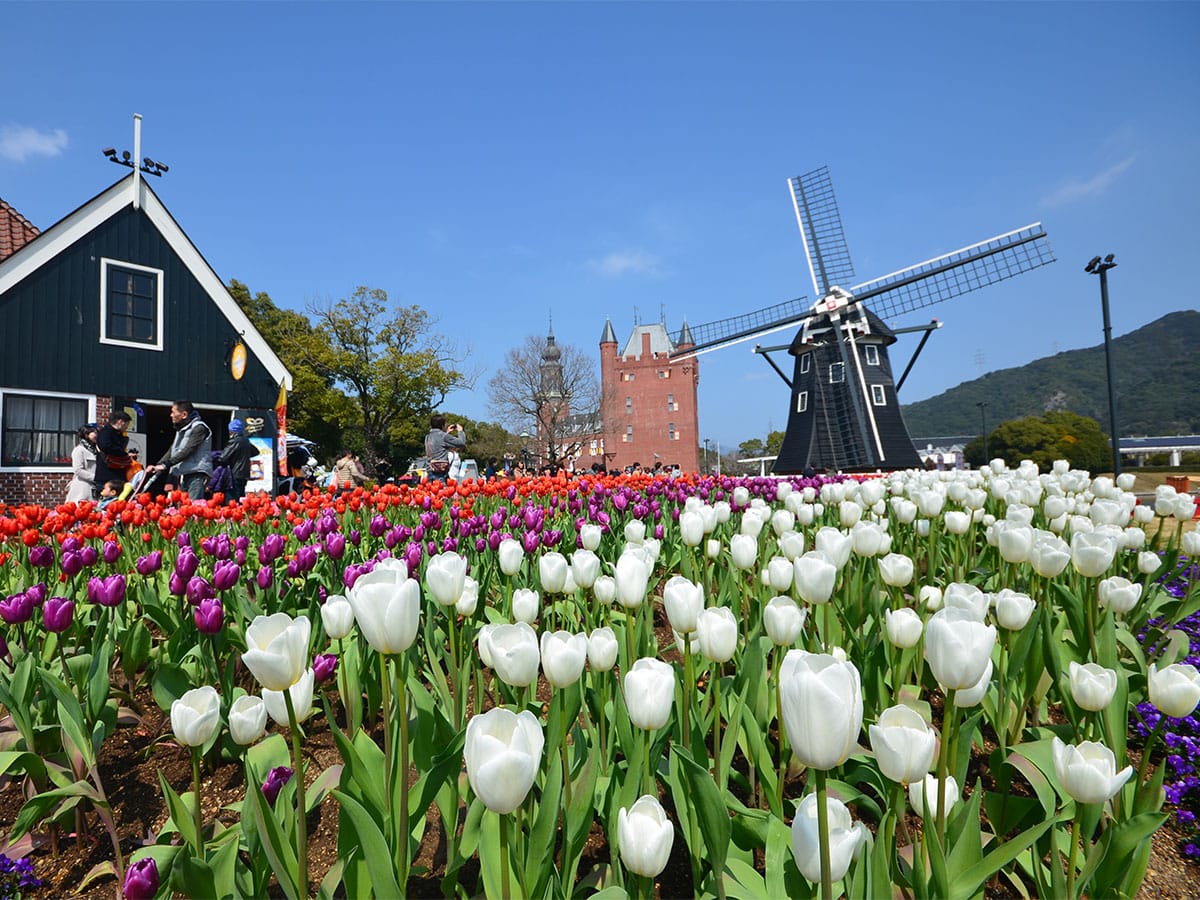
xmin=790 ymin=166 xmax=855 ymax=298
xmin=668 ymin=296 xmax=812 ymax=358
xmin=850 ymin=223 xmax=1054 ymax=323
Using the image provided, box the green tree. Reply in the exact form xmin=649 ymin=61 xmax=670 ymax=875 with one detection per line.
xmin=965 ymin=410 xmax=1111 ymax=472
xmin=228 ymin=280 xmax=352 ymax=459
xmin=295 ymin=287 xmax=472 ymax=474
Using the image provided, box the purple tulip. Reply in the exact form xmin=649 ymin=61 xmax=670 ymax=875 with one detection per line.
xmin=521 ymin=531 xmax=540 ymax=554
xmin=24 ymin=583 xmax=47 ymax=607
xmin=262 ymin=766 xmax=293 ymax=807
xmin=235 ymin=548 xmax=247 ymax=566
xmin=313 ymin=653 xmax=338 ymax=683
xmin=62 ymin=537 xmax=81 ymax=553
xmin=102 ymin=541 xmax=121 ymax=564
xmin=296 ymin=545 xmax=319 ymax=573
xmin=342 ymin=565 xmax=362 ymax=591
xmin=43 ymin=597 xmax=75 ymax=633
xmin=0 ymin=592 xmax=34 ymax=625
xmin=79 ymin=546 xmax=98 ymax=567
xmin=234 ymin=535 xmax=250 ymax=553
xmin=369 ymin=515 xmax=388 ymax=538
xmin=123 ymin=857 xmax=160 ymax=900
xmin=285 ymin=558 xmax=301 ymax=579
xmin=94 ymin=574 xmax=126 ymax=607
xmin=29 ymin=545 xmax=54 ymax=568
xmin=323 ymin=533 xmax=346 ymax=560
xmin=349 ymin=529 xmax=361 ymax=546
xmin=317 ymin=515 xmax=337 ymax=535
xmin=186 ymin=576 xmax=214 ymax=606
xmin=259 ymin=533 xmax=286 ymax=564
xmin=168 ymin=571 xmax=187 ymax=596
xmin=136 ymin=551 xmax=163 ymax=575
xmin=256 ymin=565 xmax=274 ymax=590
xmin=61 ymin=550 xmax=83 ymax=577
xmin=405 ymin=542 xmax=423 ymax=573
xmin=487 ymin=531 xmax=503 ymax=551
xmin=654 ymin=524 xmax=665 ymax=540
xmin=175 ymin=548 xmax=199 ymax=580
xmin=194 ymin=598 xmax=224 ymax=634
xmin=293 ymin=520 xmax=314 ymax=542
xmin=213 ymin=559 xmax=240 ymax=592
xmin=177 ymin=531 xmax=192 ymax=548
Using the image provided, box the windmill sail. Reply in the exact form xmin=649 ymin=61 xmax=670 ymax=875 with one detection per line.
xmin=790 ymin=166 xmax=855 ymax=298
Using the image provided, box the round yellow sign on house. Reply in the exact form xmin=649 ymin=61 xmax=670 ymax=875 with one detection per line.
xmin=231 ymin=342 xmax=247 ymax=381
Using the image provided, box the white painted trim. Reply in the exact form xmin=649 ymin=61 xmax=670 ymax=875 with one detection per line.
xmin=789 ymin=177 xmax=822 ymax=299
xmin=797 ymin=390 xmax=808 ymax=413
xmin=871 ymin=383 xmax=887 ymax=406
xmin=846 ymin=329 xmax=885 ymax=461
xmin=99 ymin=257 xmax=164 ymax=351
xmin=864 ymin=344 xmax=879 ymax=366
xmin=131 ymin=396 xmax=238 ymax=411
xmin=851 ymin=223 xmax=1043 ymax=292
xmin=0 ymin=388 xmax=96 ymax=473
xmin=800 ymin=353 xmax=811 ymax=374
xmin=0 ymin=175 xmax=293 ymax=390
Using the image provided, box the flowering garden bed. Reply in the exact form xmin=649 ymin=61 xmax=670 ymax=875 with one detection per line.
xmin=0 ymin=466 xmax=1197 ymax=898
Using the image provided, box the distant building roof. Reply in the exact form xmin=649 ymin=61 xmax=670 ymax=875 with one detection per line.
xmin=600 ymin=318 xmax=618 ymax=344
xmin=1119 ymin=435 xmax=1200 ymax=452
xmin=620 ymin=322 xmax=675 ymax=357
xmin=0 ymin=198 xmax=40 ymax=262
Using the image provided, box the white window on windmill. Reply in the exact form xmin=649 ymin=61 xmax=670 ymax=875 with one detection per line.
xmin=871 ymin=384 xmax=887 ymax=406
xmin=797 ymin=391 xmax=808 ymax=413
xmin=800 ymin=354 xmax=811 ymax=375
xmin=829 ymin=362 xmax=845 ymax=384
xmin=864 ymin=344 xmax=879 ymax=366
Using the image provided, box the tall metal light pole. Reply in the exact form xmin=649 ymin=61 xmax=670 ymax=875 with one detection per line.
xmin=1085 ymin=255 xmax=1121 ymax=476
xmin=703 ymin=438 xmax=711 ymax=474
xmin=976 ymin=401 xmax=989 ymax=464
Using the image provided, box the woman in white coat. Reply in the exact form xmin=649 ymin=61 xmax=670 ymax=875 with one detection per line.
xmin=65 ymin=424 xmax=99 ymax=503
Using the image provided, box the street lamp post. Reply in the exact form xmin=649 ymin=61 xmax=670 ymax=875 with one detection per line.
xmin=703 ymin=438 xmax=711 ymax=474
xmin=1085 ymin=255 xmax=1121 ymax=476
xmin=519 ymin=431 xmax=531 ymax=471
xmin=976 ymin=401 xmax=989 ymax=464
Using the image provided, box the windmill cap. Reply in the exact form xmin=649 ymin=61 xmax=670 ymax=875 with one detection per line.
xmin=229 ymin=419 xmax=245 ymax=434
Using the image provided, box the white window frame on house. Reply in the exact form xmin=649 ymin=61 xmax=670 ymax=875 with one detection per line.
xmin=669 ymin=422 xmax=676 ymax=440
xmin=796 ymin=391 xmax=808 ymax=413
xmin=667 ymin=393 xmax=675 ymax=410
xmin=871 ymin=384 xmax=887 ymax=406
xmin=625 ymin=425 xmax=633 ymax=442
xmin=829 ymin=362 xmax=845 ymax=384
xmin=658 ymin=370 xmax=669 ymax=379
xmin=800 ymin=354 xmax=811 ymax=374
xmin=626 ymin=396 xmax=633 ymax=414
xmin=100 ymin=258 xmax=165 ymax=351
xmin=0 ymin=388 xmax=96 ymax=472
xmin=864 ymin=344 xmax=879 ymax=366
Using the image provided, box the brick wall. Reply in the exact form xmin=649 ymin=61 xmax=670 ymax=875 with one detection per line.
xmin=601 ymin=330 xmax=700 ymax=472
xmin=0 ymin=394 xmax=108 ymax=508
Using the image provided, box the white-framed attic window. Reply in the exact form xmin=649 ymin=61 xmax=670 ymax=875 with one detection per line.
xmin=871 ymin=384 xmax=887 ymax=406
xmin=100 ymin=258 xmax=164 ymax=351
xmin=864 ymin=345 xmax=879 ymax=366
xmin=796 ymin=391 xmax=808 ymax=413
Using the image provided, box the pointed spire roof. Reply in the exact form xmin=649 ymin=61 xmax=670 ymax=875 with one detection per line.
xmin=677 ymin=319 xmax=695 ymax=348
xmin=600 ymin=317 xmax=618 ymax=344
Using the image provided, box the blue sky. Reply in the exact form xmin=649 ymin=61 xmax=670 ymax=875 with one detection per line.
xmin=3 ymin=2 xmax=1198 ymax=450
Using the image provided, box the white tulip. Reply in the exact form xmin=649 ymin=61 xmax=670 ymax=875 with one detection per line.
xmin=587 ymin=627 xmax=619 ymax=671
xmin=924 ymin=607 xmax=996 ymax=691
xmin=919 ymin=585 xmax=943 ymax=611
xmin=320 ymin=594 xmax=355 ymax=641
xmin=908 ymin=773 xmax=959 ymax=820
xmin=815 ymin=527 xmax=853 ymax=569
xmin=943 ymin=583 xmax=989 ymax=621
xmin=512 ymin=587 xmax=540 ymax=624
xmin=242 ymin=613 xmax=311 ymax=691
xmin=780 ymin=652 xmax=863 ymax=770
xmin=696 ymin=606 xmax=738 ymax=664
xmin=869 ymin=704 xmax=936 ymax=784
xmin=679 ymin=510 xmax=704 ymax=547
xmin=790 ymin=791 xmax=867 ymax=884
xmin=952 ymin=658 xmax=992 ymax=707
xmin=993 ymin=589 xmax=1036 ymax=631
xmin=765 ymin=556 xmax=794 ymax=592
xmin=1149 ymin=663 xmax=1200 ymax=718
xmin=579 ymin=523 xmax=602 ymax=551
xmin=729 ymin=534 xmax=758 ymax=570
xmin=455 ymin=576 xmax=479 ymax=617
xmin=794 ymin=551 xmax=838 ymax=605
xmin=764 ymin=596 xmax=806 ymax=646
xmin=464 ymin=708 xmax=543 ymax=814
xmin=614 ymin=552 xmax=650 ymax=609
xmin=944 ymin=511 xmax=971 ymax=535
xmin=885 ymin=607 xmax=923 ymax=649
xmin=228 ymin=694 xmax=268 ymax=745
xmin=1071 ymin=532 xmax=1117 ymax=578
xmin=348 ymin=577 xmax=421 ymax=655
xmin=171 ymin=686 xmax=221 ymax=748
xmin=624 ymin=658 xmax=675 ymax=730
xmin=538 ymin=552 xmax=569 ymax=593
xmin=777 ymin=530 xmax=806 ymax=562
xmin=425 ymin=551 xmax=468 ymax=606
xmin=1138 ymin=551 xmax=1162 ymax=575
xmin=618 ymin=795 xmax=675 ymax=878
xmin=878 ymin=553 xmax=914 ymax=588
xmin=1097 ymin=576 xmax=1141 ymax=614
xmin=662 ymin=575 xmax=705 ymax=635
xmin=263 ymin=668 xmax=315 ymax=725
xmin=1068 ymin=661 xmax=1117 ymax=712
xmin=498 ymin=538 xmax=524 ymax=576
xmin=624 ymin=520 xmax=646 ymax=545
xmin=488 ymin=622 xmax=541 ymax=688
xmin=593 ymin=575 xmax=616 ymax=606
xmin=540 ymin=630 xmax=588 ymax=688
xmin=1051 ymin=737 xmax=1132 ymax=804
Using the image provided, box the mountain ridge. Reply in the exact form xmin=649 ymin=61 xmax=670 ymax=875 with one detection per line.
xmin=901 ymin=310 xmax=1200 ymax=438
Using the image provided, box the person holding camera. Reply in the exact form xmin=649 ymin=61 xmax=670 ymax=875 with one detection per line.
xmin=424 ymin=414 xmax=465 ymax=481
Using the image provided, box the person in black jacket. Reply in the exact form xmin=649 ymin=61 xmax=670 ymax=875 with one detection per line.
xmin=217 ymin=419 xmax=257 ymax=501
xmin=93 ymin=411 xmax=133 ymax=498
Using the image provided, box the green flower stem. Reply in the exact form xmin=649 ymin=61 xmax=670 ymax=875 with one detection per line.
xmin=499 ymin=812 xmax=512 ymax=900
xmin=1086 ymin=581 xmax=1099 ymax=662
xmin=644 ymin=727 xmax=654 ymax=796
xmin=397 ymin=651 xmax=411 ymax=892
xmin=815 ymin=769 xmax=834 ymax=900
xmin=335 ymin=637 xmax=350 ymax=728
xmin=191 ymin=747 xmax=204 ymax=861
xmin=560 ymin=690 xmax=572 ymax=811
xmin=682 ymin=641 xmax=693 ymax=748
xmin=448 ymin=612 xmax=461 ymax=728
xmin=625 ymin=613 xmax=637 ymax=670
xmin=283 ymin=689 xmax=308 ymax=896
xmin=775 ymin=648 xmax=788 ymax=813
xmin=712 ymin=665 xmax=723 ymax=785
xmin=380 ymin=655 xmax=393 ymax=804
xmin=936 ymin=689 xmax=957 ymax=847
xmin=56 ymin=639 xmax=81 ymax=708
xmin=1065 ymin=805 xmax=1082 ymax=898
xmin=997 ymin=632 xmax=1010 ymax=759
xmin=1136 ymin=714 xmax=1168 ymax=803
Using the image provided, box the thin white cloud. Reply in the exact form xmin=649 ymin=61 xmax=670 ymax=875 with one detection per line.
xmin=0 ymin=125 xmax=69 ymax=162
xmin=588 ymin=250 xmax=662 ymax=277
xmin=1040 ymin=156 xmax=1135 ymax=208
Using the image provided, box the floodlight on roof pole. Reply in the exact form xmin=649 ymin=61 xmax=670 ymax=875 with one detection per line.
xmin=1085 ymin=253 xmax=1121 ymax=477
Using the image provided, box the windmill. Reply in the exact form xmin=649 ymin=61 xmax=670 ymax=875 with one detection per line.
xmin=669 ymin=166 xmax=1055 ymax=473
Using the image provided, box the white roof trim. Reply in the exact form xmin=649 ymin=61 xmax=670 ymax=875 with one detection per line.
xmin=0 ymin=176 xmax=293 ymax=390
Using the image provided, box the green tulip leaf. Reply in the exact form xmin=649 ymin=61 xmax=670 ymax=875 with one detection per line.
xmin=526 ymin=751 xmax=564 ymax=899
xmin=1078 ymin=811 xmax=1165 ymax=898
xmin=332 ymin=789 xmax=403 ymax=900
xmin=674 ymin=745 xmax=732 ymax=877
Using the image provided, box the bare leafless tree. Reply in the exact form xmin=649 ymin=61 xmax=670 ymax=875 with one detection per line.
xmin=487 ymin=335 xmax=601 ymax=469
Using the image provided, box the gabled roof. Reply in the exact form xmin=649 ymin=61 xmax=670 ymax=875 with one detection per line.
xmin=620 ymin=322 xmax=675 ymax=357
xmin=0 ymin=198 xmax=40 ymax=262
xmin=0 ymin=175 xmax=292 ymax=390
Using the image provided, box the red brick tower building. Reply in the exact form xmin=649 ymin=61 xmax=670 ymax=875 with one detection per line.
xmin=599 ymin=318 xmax=700 ymax=473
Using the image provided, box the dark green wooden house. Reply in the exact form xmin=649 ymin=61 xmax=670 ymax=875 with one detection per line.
xmin=0 ymin=174 xmax=291 ymax=506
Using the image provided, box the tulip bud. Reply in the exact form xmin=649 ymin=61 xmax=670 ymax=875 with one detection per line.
xmin=780 ymin=652 xmax=863 ymax=770
xmin=540 ymin=631 xmax=588 ymax=688
xmin=924 ymin=608 xmax=996 ymax=691
xmin=696 ymin=606 xmax=738 ymax=663
xmin=790 ymin=790 xmax=868 ymax=884
xmin=614 ymin=551 xmax=650 ymax=609
xmin=464 ymin=708 xmax=544 ymax=814
xmin=908 ymin=773 xmax=959 ymax=820
xmin=170 ymin=685 xmax=221 ymax=747
xmin=993 ymin=589 xmax=1035 ymax=631
xmin=262 ymin=765 xmax=294 ymax=808
xmin=313 ymin=653 xmax=338 ymax=683
xmin=570 ymin=550 xmax=600 ymax=589
xmin=426 ymin=551 xmax=468 ymax=606
xmin=624 ymin=658 xmax=675 ymax=730
xmin=1068 ymin=661 xmax=1118 ymax=712
xmin=194 ymin=597 xmax=224 ymax=634
xmin=512 ymin=588 xmax=540 ymax=624
xmin=579 ymin=523 xmax=602 ymax=551
xmin=42 ymin=596 xmax=74 ymax=633
xmin=793 ymin=552 xmax=837 ymax=605
xmin=869 ymin=704 xmax=937 ymax=785
xmin=885 ymin=607 xmax=923 ymax=649
xmin=587 ymin=627 xmax=619 ymax=672
xmin=1097 ymin=576 xmax=1141 ymax=614
xmin=919 ymin=585 xmax=943 ymax=611
xmin=763 ymin=596 xmax=805 ymax=646
xmin=1051 ymin=737 xmax=1132 ymax=804
xmin=765 ymin=556 xmax=794 ymax=593
xmin=706 ymin=539 xmax=721 ymax=559
xmin=229 ymin=694 xmax=268 ymax=745
xmin=1149 ymin=662 xmax=1200 ymax=718
xmin=263 ymin=669 xmax=315 ymax=725
xmin=618 ymin=795 xmax=675 ymax=878
xmin=320 ymin=595 xmax=355 ymax=640
xmin=123 ymin=857 xmax=160 ymax=900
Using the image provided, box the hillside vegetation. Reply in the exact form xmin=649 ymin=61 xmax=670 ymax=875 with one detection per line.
xmin=901 ymin=310 xmax=1200 ymax=438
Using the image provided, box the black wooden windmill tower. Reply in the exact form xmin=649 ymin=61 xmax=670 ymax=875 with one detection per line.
xmin=669 ymin=166 xmax=1055 ymax=473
